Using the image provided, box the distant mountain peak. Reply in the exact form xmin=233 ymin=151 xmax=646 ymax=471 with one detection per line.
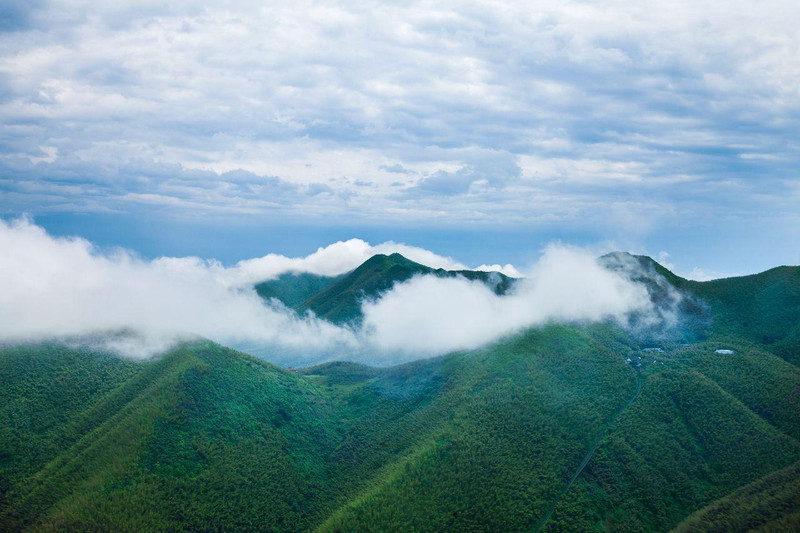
xmin=359 ymin=252 xmax=423 ymax=268
xmin=368 ymin=252 xmax=436 ymax=270
xmin=256 ymin=252 xmax=515 ymax=325
xmin=599 ymin=251 xmax=686 ymax=287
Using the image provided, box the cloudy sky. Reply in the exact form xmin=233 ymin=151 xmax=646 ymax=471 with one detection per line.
xmin=1 ymin=0 xmax=798 ymax=276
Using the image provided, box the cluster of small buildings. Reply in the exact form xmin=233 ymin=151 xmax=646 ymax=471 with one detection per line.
xmin=622 ymin=345 xmax=736 ymax=369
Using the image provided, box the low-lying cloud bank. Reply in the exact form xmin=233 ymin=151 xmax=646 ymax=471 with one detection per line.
xmin=1 ymin=218 xmax=662 ymax=364
xmin=363 ymin=247 xmax=654 ymax=354
xmin=0 ymin=218 xmax=359 ymax=357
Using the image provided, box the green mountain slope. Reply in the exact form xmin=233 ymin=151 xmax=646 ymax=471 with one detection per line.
xmin=604 ymin=253 xmax=800 ymax=364
xmin=547 ymin=355 xmax=799 ymax=531
xmin=0 ymin=326 xmax=640 ymax=531
xmin=672 ymin=459 xmax=800 ymax=533
xmin=1 ymin=253 xmax=799 ymax=531
xmin=297 ymin=253 xmax=430 ymax=323
xmin=255 ymin=272 xmax=344 ymax=309
xmin=317 ymin=325 xmax=641 ymax=532
xmin=1 ymin=343 xmax=357 ymax=531
xmin=690 ymin=266 xmax=800 ymax=365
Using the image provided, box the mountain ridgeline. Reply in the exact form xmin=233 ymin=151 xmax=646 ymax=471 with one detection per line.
xmin=255 ymin=253 xmax=515 ymax=324
xmin=1 ymin=253 xmax=799 ymax=532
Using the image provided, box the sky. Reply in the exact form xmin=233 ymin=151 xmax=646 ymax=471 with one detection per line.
xmin=1 ymin=0 xmax=799 ymax=277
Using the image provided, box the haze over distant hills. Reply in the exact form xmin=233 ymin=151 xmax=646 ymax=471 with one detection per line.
xmin=1 ymin=244 xmax=799 ymax=531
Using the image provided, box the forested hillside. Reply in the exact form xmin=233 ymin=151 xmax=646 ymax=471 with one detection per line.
xmin=1 ymin=254 xmax=798 ymax=531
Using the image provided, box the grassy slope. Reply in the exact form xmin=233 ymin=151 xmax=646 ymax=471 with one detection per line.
xmin=2 ymin=330 xmax=798 ymax=531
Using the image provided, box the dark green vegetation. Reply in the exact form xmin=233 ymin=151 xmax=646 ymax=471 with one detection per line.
xmin=689 ymin=266 xmax=800 ymax=366
xmin=672 ymin=459 xmax=800 ymax=533
xmin=604 ymin=253 xmax=800 ymax=365
xmin=1 ymin=253 xmax=799 ymax=531
xmin=255 ymin=253 xmax=515 ymax=324
xmin=255 ymin=272 xmax=344 ymax=309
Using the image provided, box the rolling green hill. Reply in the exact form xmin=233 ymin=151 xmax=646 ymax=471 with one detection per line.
xmin=1 ymin=253 xmax=799 ymax=531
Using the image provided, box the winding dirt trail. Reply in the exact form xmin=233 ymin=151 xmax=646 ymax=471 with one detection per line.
xmin=534 ymin=370 xmax=643 ymax=532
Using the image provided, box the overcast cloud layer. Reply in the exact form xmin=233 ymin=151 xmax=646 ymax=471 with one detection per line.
xmin=0 ymin=219 xmax=659 ymax=364
xmin=0 ymin=0 xmax=798 ymax=244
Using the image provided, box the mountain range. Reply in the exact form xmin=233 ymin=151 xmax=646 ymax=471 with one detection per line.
xmin=1 ymin=252 xmax=798 ymax=531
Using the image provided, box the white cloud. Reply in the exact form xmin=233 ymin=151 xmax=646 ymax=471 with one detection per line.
xmin=0 ymin=219 xmax=657 ymax=363
xmin=474 ymin=263 xmax=522 ymax=278
xmin=656 ymin=251 xmax=675 ymax=272
xmin=225 ymin=238 xmax=521 ymax=285
xmin=0 ymin=218 xmax=359 ymax=358
xmin=362 ymin=245 xmax=652 ymax=354
xmin=0 ymin=218 xmax=519 ymax=360
xmin=1 ymin=0 xmax=798 ymax=230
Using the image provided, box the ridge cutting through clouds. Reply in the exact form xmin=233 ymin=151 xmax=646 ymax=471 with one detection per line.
xmin=0 ymin=219 xmax=658 ymax=363
xmin=0 ymin=0 xmax=798 ymax=238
